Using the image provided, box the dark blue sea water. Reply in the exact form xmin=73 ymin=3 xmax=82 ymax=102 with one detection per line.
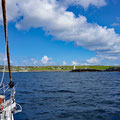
xmin=1 ymin=72 xmax=120 ymax=120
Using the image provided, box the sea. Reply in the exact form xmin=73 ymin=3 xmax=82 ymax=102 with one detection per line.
xmin=1 ymin=72 xmax=120 ymax=120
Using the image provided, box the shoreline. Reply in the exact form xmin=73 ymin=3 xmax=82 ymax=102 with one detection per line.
xmin=1 ymin=70 xmax=120 ymax=73
xmin=0 ymin=70 xmax=70 ymax=73
xmin=1 ymin=66 xmax=120 ymax=73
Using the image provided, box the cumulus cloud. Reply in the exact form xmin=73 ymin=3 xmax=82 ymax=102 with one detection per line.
xmin=41 ymin=56 xmax=52 ymax=65
xmin=71 ymin=61 xmax=79 ymax=65
xmin=98 ymin=54 xmax=119 ymax=61
xmin=85 ymin=53 xmax=120 ymax=65
xmin=86 ymin=57 xmax=102 ymax=65
xmin=0 ymin=0 xmax=120 ymax=64
xmin=60 ymin=0 xmax=107 ymax=9
xmin=0 ymin=0 xmax=21 ymax=23
xmin=17 ymin=0 xmax=120 ymax=61
xmin=21 ymin=56 xmax=54 ymax=66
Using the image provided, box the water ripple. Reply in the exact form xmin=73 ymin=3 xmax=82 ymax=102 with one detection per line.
xmin=1 ymin=72 xmax=120 ymax=120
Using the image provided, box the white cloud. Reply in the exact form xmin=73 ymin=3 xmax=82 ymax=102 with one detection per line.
xmin=86 ymin=57 xmax=102 ymax=65
xmin=98 ymin=54 xmax=119 ymax=61
xmin=111 ymin=17 xmax=120 ymax=27
xmin=85 ymin=54 xmax=120 ymax=65
xmin=21 ymin=58 xmax=39 ymax=66
xmin=62 ymin=61 xmax=67 ymax=65
xmin=41 ymin=56 xmax=52 ymax=65
xmin=14 ymin=0 xmax=120 ymax=59
xmin=30 ymin=58 xmax=39 ymax=65
xmin=85 ymin=53 xmax=120 ymax=65
xmin=21 ymin=56 xmax=55 ymax=66
xmin=71 ymin=61 xmax=79 ymax=65
xmin=60 ymin=0 xmax=107 ymax=9
xmin=0 ymin=0 xmax=106 ymax=23
xmin=1 ymin=0 xmax=120 ymax=64
xmin=111 ymin=22 xmax=120 ymax=27
xmin=0 ymin=0 xmax=21 ymax=23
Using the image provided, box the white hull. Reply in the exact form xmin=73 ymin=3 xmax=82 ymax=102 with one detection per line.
xmin=0 ymin=114 xmax=14 ymax=120
xmin=0 ymin=98 xmax=22 ymax=120
xmin=0 ymin=100 xmax=16 ymax=120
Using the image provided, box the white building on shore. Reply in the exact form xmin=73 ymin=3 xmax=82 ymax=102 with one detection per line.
xmin=72 ymin=61 xmax=78 ymax=70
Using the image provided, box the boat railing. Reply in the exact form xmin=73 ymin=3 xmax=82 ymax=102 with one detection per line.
xmin=14 ymin=103 xmax=22 ymax=114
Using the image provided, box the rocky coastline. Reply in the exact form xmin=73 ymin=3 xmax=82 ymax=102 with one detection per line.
xmin=70 ymin=67 xmax=120 ymax=72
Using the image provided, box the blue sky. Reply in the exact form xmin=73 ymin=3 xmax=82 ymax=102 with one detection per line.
xmin=0 ymin=0 xmax=120 ymax=66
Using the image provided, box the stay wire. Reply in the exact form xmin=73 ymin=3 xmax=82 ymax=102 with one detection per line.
xmin=2 ymin=0 xmax=12 ymax=82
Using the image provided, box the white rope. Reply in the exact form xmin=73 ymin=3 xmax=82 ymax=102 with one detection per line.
xmin=0 ymin=84 xmax=8 ymax=90
xmin=0 ymin=53 xmax=6 ymax=87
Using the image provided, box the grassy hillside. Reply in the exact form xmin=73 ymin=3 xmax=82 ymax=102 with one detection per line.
xmin=0 ymin=65 xmax=116 ymax=72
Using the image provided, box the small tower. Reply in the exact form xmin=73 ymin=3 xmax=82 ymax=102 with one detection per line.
xmin=73 ymin=65 xmax=76 ymax=70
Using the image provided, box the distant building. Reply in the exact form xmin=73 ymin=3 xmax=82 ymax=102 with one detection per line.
xmin=73 ymin=65 xmax=76 ymax=70
xmin=20 ymin=67 xmax=24 ymax=70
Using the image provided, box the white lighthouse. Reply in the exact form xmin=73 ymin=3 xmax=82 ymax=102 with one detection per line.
xmin=72 ymin=61 xmax=78 ymax=70
xmin=73 ymin=65 xmax=76 ymax=70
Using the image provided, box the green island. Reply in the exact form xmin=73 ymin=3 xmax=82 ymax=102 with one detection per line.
xmin=0 ymin=65 xmax=120 ymax=72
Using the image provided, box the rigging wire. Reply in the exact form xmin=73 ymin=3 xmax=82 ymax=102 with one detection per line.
xmin=2 ymin=0 xmax=14 ymax=88
xmin=0 ymin=52 xmax=6 ymax=87
xmin=0 ymin=39 xmax=7 ymax=87
xmin=2 ymin=0 xmax=12 ymax=82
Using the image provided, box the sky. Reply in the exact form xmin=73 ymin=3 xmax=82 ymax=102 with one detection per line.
xmin=0 ymin=0 xmax=120 ymax=66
